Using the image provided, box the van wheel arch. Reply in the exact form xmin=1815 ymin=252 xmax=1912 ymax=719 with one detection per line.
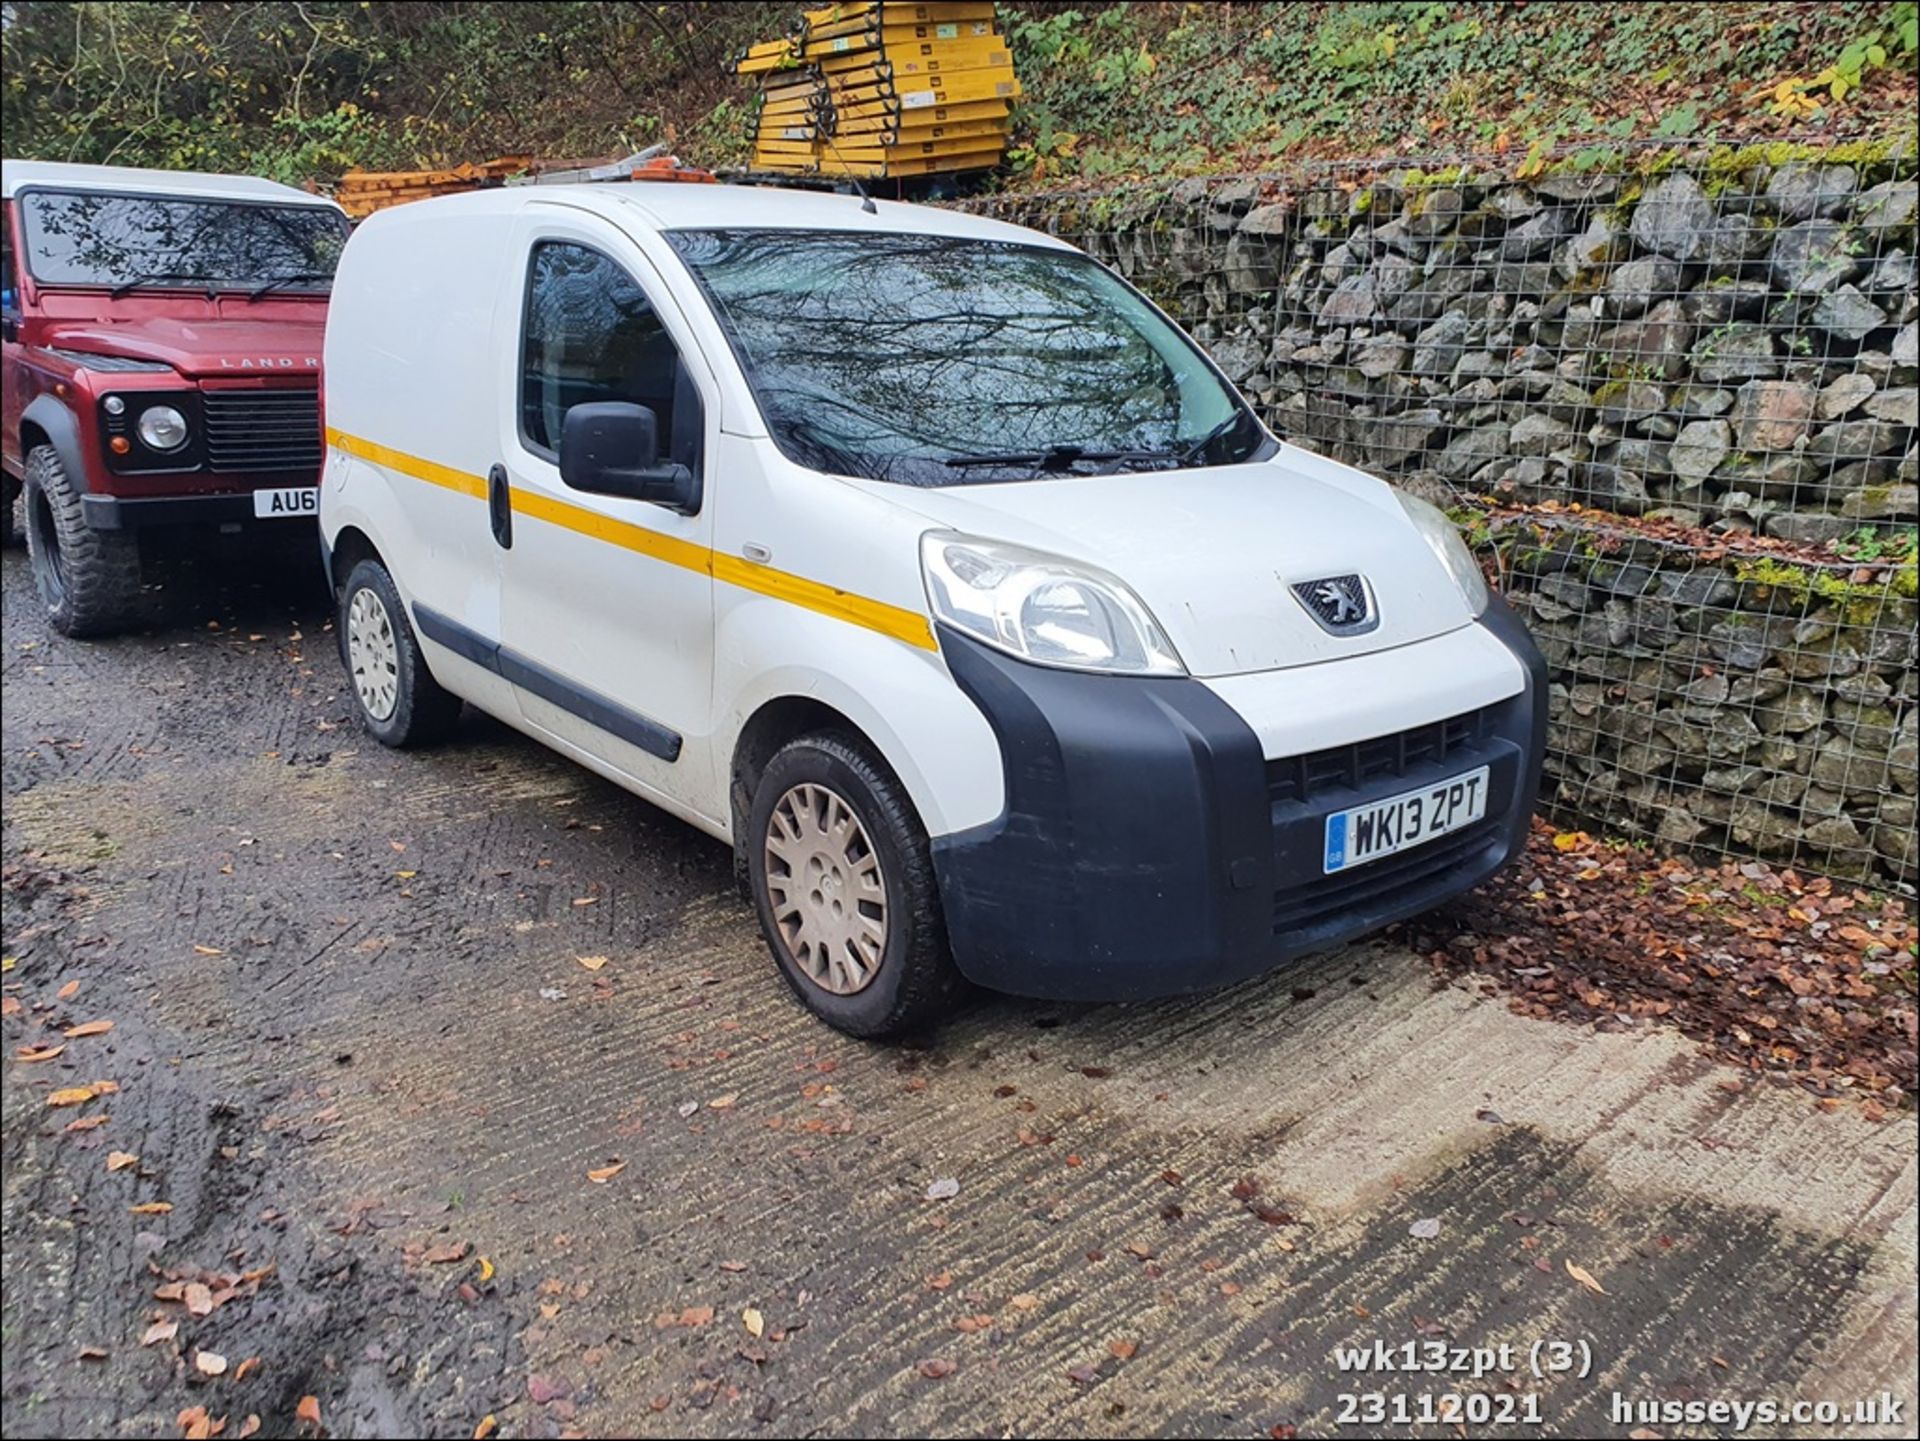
xmin=328 ymin=525 xmax=383 ymax=594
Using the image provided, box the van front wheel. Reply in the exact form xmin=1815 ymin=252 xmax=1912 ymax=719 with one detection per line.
xmin=747 ymin=733 xmax=964 ymax=1038
xmin=337 ymin=558 xmax=462 ymax=747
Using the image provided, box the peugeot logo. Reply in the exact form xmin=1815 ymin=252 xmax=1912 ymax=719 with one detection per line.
xmin=1291 ymin=574 xmax=1378 ymax=636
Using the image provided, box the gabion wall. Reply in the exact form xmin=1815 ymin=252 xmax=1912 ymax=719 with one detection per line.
xmin=960 ymin=136 xmax=1919 ymax=888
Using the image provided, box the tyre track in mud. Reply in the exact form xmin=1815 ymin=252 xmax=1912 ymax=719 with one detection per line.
xmin=3 ymin=541 xmax=1916 ymax=1439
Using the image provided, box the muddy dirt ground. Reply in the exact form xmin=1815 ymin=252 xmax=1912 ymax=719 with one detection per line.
xmin=2 ymin=535 xmax=1915 ymax=1439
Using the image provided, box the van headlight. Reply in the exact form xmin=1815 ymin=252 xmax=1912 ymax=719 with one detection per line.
xmin=1396 ymin=493 xmax=1489 ymax=616
xmin=921 ymin=532 xmax=1185 ymax=676
xmin=137 ymin=405 xmax=189 ymax=452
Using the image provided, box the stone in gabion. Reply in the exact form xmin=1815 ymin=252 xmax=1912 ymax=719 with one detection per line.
xmin=1668 ymin=419 xmax=1732 ymax=483
xmin=1864 ymin=387 xmax=1917 ymax=427
xmin=1768 ymin=220 xmax=1864 ymax=294
xmin=1631 ymin=172 xmax=1715 ymax=260
xmin=1606 ymin=255 xmax=1685 ymax=318
xmin=1811 ymin=286 xmax=1890 ymax=343
xmin=1765 ymin=162 xmax=1859 ymax=222
xmin=1817 ymin=372 xmax=1878 ymax=419
xmin=1852 ymin=178 xmax=1918 ymax=232
xmin=1691 ymin=323 xmax=1778 ymax=383
xmin=1731 ymin=379 xmax=1817 ymax=451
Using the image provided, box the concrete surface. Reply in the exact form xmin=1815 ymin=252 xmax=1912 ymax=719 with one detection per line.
xmin=2 ymin=539 xmax=1914 ymax=1438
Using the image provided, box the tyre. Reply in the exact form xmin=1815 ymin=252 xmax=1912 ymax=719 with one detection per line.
xmin=337 ymin=557 xmax=463 ymax=747
xmin=746 ymin=732 xmax=965 ymax=1038
xmin=21 ymin=445 xmax=143 ymax=636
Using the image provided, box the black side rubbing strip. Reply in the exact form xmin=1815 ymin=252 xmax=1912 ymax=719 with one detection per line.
xmin=410 ymin=603 xmax=681 ymax=763
xmin=495 ymin=650 xmax=682 ymax=762
xmin=412 ymin=603 xmax=500 ymax=671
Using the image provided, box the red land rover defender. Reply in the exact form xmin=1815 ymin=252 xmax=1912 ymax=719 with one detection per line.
xmin=2 ymin=161 xmax=349 ymax=636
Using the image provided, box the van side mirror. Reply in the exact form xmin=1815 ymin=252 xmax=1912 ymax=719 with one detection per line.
xmin=558 ymin=402 xmax=699 ymax=513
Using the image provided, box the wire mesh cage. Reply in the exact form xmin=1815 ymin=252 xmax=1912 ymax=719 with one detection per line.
xmin=957 ymin=134 xmax=1919 ymax=890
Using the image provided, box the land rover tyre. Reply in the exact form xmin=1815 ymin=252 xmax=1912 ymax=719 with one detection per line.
xmin=337 ymin=557 xmax=462 ymax=747
xmin=747 ymin=732 xmax=965 ymax=1038
xmin=22 ymin=445 xmax=142 ymax=636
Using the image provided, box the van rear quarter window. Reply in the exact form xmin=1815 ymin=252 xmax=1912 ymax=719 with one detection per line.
xmin=665 ymin=228 xmax=1268 ymax=486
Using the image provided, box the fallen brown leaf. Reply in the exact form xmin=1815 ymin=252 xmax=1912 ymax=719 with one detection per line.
xmin=56 ymin=980 xmax=80 ymax=1000
xmin=184 ymin=1283 xmax=214 ymax=1317
xmin=473 ymin=1417 xmax=498 ymax=1441
xmin=107 ymin=1151 xmax=139 ymax=1172
xmin=296 ymin=1394 xmax=322 ymax=1426
xmin=194 ymin=1349 xmax=228 ymax=1376
xmin=1565 ymin=1260 xmax=1606 ymax=1295
xmin=576 ymin=955 xmax=608 ymax=971
xmin=129 ymin=1201 xmax=174 ymax=1215
xmin=233 ymin=1356 xmax=262 ymax=1382
xmin=63 ymin=1019 xmax=114 ymax=1038
xmin=140 ymin=1319 xmax=178 ymax=1347
xmin=586 ymin=1161 xmax=626 ymax=1184
xmin=917 ymin=1357 xmax=957 ymax=1379
xmin=1108 ymin=1338 xmax=1139 ymax=1360
xmin=742 ymin=1306 xmax=765 ymax=1338
xmin=18 ymin=1044 xmax=65 ymax=1063
xmin=48 ymin=1086 xmax=98 ymax=1106
xmin=65 ymin=1115 xmax=110 ymax=1132
xmin=423 ymin=1241 xmax=470 ymax=1264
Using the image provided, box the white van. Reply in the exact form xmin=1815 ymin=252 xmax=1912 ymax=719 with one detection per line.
xmin=320 ymin=183 xmax=1546 ymax=1037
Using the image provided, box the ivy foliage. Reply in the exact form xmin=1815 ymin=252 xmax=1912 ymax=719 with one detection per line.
xmin=3 ymin=3 xmax=1916 ymax=186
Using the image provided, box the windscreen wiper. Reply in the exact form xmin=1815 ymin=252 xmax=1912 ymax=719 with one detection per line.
xmin=943 ymin=442 xmax=1165 ymax=472
xmin=1165 ymin=413 xmax=1245 ymax=468
xmin=247 ymin=270 xmax=333 ymax=300
xmin=108 ymin=272 xmax=223 ymax=300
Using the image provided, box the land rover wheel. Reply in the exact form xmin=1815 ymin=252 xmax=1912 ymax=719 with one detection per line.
xmin=337 ymin=557 xmax=463 ymax=747
xmin=22 ymin=445 xmax=143 ymax=637
xmin=747 ymin=732 xmax=964 ymax=1038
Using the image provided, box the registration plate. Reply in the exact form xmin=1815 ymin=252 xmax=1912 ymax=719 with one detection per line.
xmin=1323 ymin=765 xmax=1489 ymax=874
xmin=253 ymin=486 xmax=319 ymax=519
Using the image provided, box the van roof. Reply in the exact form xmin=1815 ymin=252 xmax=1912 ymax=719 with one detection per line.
xmin=363 ymin=179 xmax=1069 ymax=248
xmin=2 ymin=159 xmax=344 ymax=212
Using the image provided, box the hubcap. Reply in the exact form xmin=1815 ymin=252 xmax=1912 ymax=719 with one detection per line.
xmin=346 ymin=586 xmax=400 ymax=722
xmin=764 ymin=782 xmax=888 ymax=996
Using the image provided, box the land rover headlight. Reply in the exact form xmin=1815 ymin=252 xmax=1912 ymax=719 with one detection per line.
xmin=137 ymin=404 xmax=189 ymax=452
xmin=921 ymin=532 xmax=1185 ymax=676
xmin=1396 ymin=492 xmax=1489 ymax=616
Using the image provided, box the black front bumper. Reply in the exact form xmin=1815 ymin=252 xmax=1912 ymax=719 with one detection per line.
xmin=930 ymin=597 xmax=1548 ymax=1002
xmin=81 ymin=492 xmax=306 ymax=531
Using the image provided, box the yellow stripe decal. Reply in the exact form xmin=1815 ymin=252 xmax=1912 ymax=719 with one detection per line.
xmin=326 ymin=428 xmax=936 ymax=650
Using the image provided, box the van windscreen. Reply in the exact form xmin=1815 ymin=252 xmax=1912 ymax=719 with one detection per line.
xmin=19 ymin=189 xmax=348 ymax=294
xmin=666 ymin=228 xmax=1267 ymax=486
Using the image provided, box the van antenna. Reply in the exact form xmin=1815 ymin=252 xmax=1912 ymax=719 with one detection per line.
xmin=817 ymin=124 xmax=880 ymax=214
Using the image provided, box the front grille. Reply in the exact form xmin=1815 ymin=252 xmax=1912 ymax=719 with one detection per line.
xmin=1271 ymin=822 xmax=1494 ymax=934
xmin=1266 ymin=706 xmax=1493 ymax=807
xmin=201 ymin=388 xmax=322 ymax=474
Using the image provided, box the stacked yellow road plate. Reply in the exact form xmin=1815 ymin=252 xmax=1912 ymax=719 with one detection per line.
xmin=731 ymin=2 xmax=1017 ymax=179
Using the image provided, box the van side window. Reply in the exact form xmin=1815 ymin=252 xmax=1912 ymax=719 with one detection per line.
xmin=520 ymin=241 xmax=697 ymax=469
